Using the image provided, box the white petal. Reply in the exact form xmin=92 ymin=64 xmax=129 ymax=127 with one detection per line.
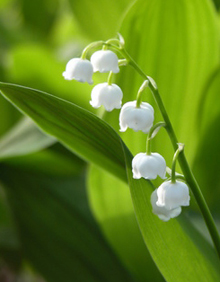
xmin=151 ymin=190 xmax=182 ymax=221
xmin=151 ymin=153 xmax=166 ymax=179
xmin=132 ymin=152 xmax=166 ymax=180
xmin=156 ymin=180 xmax=190 ymax=210
xmin=119 ymin=101 xmax=154 ymax=133
xmin=63 ymin=58 xmax=93 ymax=84
xmin=91 ymin=50 xmax=119 ymax=73
xmin=90 ymin=83 xmax=123 ymax=111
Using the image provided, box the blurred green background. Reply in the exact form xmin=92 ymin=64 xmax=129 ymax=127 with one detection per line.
xmin=1 ymin=0 xmax=220 ymax=281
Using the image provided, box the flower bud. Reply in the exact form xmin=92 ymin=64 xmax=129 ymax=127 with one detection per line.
xmin=119 ymin=101 xmax=154 ymax=133
xmin=151 ymin=190 xmax=182 ymax=221
xmin=132 ymin=152 xmax=166 ymax=180
xmin=90 ymin=83 xmax=123 ymax=111
xmin=63 ymin=58 xmax=93 ymax=84
xmin=91 ymin=50 xmax=119 ymax=73
xmin=156 ymin=180 xmax=190 ymax=210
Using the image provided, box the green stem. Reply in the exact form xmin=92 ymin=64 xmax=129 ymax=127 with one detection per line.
xmin=146 ymin=122 xmax=166 ymax=155
xmin=121 ymin=48 xmax=220 ymax=259
xmin=171 ymin=143 xmax=184 ymax=183
xmin=81 ymin=41 xmax=104 ymax=59
xmin=107 ymin=71 xmax=114 ymax=85
xmin=136 ymin=80 xmax=148 ymax=108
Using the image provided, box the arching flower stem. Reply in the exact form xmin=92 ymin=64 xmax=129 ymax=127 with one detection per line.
xmin=171 ymin=143 xmax=185 ymax=183
xmin=118 ymin=47 xmax=220 ymax=259
xmin=136 ymin=80 xmax=149 ymax=108
xmin=81 ymin=41 xmax=105 ymax=59
xmin=146 ymin=122 xmax=166 ymax=155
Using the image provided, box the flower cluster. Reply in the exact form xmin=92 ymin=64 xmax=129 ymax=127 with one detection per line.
xmin=63 ymin=49 xmax=123 ymax=112
xmin=63 ymin=37 xmax=190 ymax=222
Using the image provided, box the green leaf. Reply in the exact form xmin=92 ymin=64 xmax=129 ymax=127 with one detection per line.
xmin=0 ymin=82 xmax=126 ymax=181
xmin=122 ymin=143 xmax=220 ymax=282
xmin=68 ymin=0 xmax=135 ymax=40
xmin=0 ymin=163 xmax=134 ymax=282
xmin=0 ymin=117 xmax=55 ymax=160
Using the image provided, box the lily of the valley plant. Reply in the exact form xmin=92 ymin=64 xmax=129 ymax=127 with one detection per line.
xmin=63 ymin=34 xmax=220 ymax=259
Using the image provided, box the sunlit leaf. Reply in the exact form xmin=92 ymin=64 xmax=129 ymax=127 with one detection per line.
xmin=68 ymin=0 xmax=135 ymax=40
xmin=0 ymin=82 xmax=127 ymax=181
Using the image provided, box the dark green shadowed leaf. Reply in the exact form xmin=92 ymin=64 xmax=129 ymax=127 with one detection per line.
xmin=0 ymin=164 xmax=135 ymax=282
xmin=0 ymin=82 xmax=126 ymax=182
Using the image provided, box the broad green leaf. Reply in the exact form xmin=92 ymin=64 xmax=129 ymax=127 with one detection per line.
xmin=68 ymin=0 xmax=135 ymax=40
xmin=0 ymin=116 xmax=55 ymax=160
xmin=0 ymin=82 xmax=127 ymax=182
xmin=0 ymin=163 xmax=134 ymax=282
xmin=122 ymin=143 xmax=220 ymax=282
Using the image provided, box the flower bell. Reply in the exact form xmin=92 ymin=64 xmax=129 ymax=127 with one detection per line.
xmin=156 ymin=180 xmax=190 ymax=210
xmin=119 ymin=101 xmax=154 ymax=133
xmin=90 ymin=50 xmax=119 ymax=73
xmin=63 ymin=58 xmax=93 ymax=84
xmin=151 ymin=190 xmax=182 ymax=221
xmin=132 ymin=152 xmax=166 ymax=180
xmin=90 ymin=83 xmax=123 ymax=111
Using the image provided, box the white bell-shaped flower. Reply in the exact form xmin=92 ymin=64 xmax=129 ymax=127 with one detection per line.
xmin=132 ymin=152 xmax=166 ymax=180
xmin=90 ymin=83 xmax=123 ymax=111
xmin=90 ymin=50 xmax=119 ymax=73
xmin=63 ymin=58 xmax=93 ymax=84
xmin=151 ymin=190 xmax=182 ymax=221
xmin=156 ymin=180 xmax=190 ymax=210
xmin=119 ymin=101 xmax=154 ymax=133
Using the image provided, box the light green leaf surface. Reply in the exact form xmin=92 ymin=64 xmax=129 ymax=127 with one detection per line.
xmin=68 ymin=0 xmax=135 ymax=40
xmin=0 ymin=163 xmax=134 ymax=282
xmin=0 ymin=116 xmax=55 ymax=160
xmin=0 ymin=82 xmax=126 ymax=182
xmin=88 ymin=1 xmax=220 ymax=279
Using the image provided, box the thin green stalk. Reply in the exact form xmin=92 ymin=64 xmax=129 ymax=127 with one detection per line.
xmin=146 ymin=122 xmax=166 ymax=155
xmin=171 ymin=144 xmax=184 ymax=183
xmin=121 ymin=48 xmax=220 ymax=259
